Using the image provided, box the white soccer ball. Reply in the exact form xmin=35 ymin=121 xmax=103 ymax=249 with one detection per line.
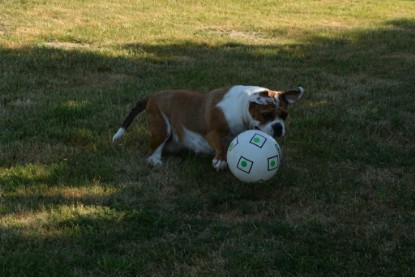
xmin=227 ymin=130 xmax=282 ymax=183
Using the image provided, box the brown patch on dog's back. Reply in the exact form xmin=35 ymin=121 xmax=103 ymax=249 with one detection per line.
xmin=146 ymin=87 xmax=231 ymax=145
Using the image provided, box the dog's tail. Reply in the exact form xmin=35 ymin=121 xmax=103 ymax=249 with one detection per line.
xmin=112 ymin=99 xmax=148 ymax=142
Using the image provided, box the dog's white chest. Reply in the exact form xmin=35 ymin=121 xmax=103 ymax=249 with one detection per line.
xmin=181 ymin=128 xmax=214 ymax=154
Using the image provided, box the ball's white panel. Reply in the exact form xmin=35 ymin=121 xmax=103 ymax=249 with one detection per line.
xmin=227 ymin=130 xmax=281 ymax=183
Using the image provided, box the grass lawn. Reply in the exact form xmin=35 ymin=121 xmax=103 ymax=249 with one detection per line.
xmin=1 ymin=0 xmax=414 ymax=275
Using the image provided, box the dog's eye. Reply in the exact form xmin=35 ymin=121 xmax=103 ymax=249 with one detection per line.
xmin=261 ymin=112 xmax=274 ymax=121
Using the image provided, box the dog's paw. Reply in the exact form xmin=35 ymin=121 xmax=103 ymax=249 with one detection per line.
xmin=212 ymin=159 xmax=227 ymax=171
xmin=146 ymin=156 xmax=163 ymax=167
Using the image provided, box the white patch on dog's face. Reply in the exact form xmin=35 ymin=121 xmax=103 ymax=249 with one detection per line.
xmin=247 ymin=90 xmax=292 ymax=138
xmin=248 ymin=91 xmax=285 ymax=137
xmin=248 ymin=92 xmax=278 ymax=105
xmin=217 ymin=85 xmax=303 ymax=138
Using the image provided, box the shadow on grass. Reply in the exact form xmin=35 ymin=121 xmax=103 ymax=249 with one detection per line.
xmin=0 ymin=19 xmax=414 ymax=275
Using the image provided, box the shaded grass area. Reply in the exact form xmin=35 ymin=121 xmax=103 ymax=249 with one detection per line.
xmin=0 ymin=3 xmax=414 ymax=275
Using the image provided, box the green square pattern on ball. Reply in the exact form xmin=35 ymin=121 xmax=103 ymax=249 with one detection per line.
xmin=249 ymin=133 xmax=267 ymax=148
xmin=267 ymin=156 xmax=279 ymax=171
xmin=237 ymin=156 xmax=254 ymax=173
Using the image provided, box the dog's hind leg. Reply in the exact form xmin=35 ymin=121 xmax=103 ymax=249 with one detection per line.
xmin=146 ymin=108 xmax=172 ymax=166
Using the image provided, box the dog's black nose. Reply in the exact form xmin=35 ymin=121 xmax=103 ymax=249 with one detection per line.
xmin=272 ymin=123 xmax=284 ymax=137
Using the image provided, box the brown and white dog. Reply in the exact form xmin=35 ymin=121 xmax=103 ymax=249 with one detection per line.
xmin=112 ymin=85 xmax=304 ymax=171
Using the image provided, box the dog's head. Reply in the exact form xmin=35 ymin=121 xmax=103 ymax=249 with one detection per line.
xmin=248 ymin=87 xmax=304 ymax=137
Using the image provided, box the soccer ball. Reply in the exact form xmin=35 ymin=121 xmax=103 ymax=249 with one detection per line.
xmin=227 ymin=130 xmax=282 ymax=183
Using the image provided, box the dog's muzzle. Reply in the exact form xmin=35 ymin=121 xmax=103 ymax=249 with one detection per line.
xmin=272 ymin=122 xmax=285 ymax=137
xmin=258 ymin=119 xmax=285 ymax=138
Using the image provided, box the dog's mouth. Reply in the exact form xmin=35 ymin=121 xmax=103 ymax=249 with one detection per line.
xmin=253 ymin=120 xmax=286 ymax=138
xmin=254 ymin=124 xmax=267 ymax=132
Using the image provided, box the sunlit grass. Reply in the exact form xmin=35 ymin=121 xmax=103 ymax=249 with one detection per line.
xmin=0 ymin=204 xmax=122 ymax=239
xmin=2 ymin=0 xmax=414 ymax=48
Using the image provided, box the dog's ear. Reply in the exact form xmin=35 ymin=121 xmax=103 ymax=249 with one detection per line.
xmin=278 ymin=87 xmax=304 ymax=104
xmin=249 ymin=90 xmax=277 ymax=105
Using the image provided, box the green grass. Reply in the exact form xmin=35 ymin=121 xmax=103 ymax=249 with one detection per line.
xmin=1 ymin=0 xmax=415 ymax=275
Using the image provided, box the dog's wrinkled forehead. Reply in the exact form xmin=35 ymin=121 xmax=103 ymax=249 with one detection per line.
xmin=248 ymin=90 xmax=279 ymax=106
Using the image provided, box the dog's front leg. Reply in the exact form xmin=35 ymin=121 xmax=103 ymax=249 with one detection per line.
xmin=206 ymin=130 xmax=227 ymax=171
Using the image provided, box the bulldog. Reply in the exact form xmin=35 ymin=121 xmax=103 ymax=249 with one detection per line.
xmin=112 ymin=85 xmax=304 ymax=171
